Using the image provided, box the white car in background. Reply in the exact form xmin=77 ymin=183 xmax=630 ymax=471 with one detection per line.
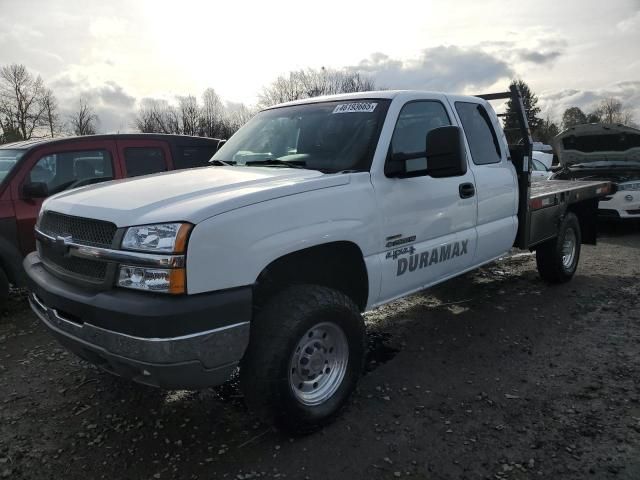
xmin=531 ymin=152 xmax=553 ymax=180
xmin=552 ymin=123 xmax=640 ymax=220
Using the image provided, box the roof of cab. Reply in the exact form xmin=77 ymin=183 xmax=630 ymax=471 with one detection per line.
xmin=263 ymin=90 xmax=481 ymax=110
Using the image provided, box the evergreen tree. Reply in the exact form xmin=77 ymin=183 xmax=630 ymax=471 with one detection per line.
xmin=503 ymin=79 xmax=542 ymax=144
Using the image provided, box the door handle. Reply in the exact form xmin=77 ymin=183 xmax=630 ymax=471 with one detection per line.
xmin=459 ymin=182 xmax=475 ymax=199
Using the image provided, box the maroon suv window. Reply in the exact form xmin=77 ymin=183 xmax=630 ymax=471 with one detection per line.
xmin=29 ymin=149 xmax=114 ymax=195
xmin=124 ymin=147 xmax=167 ymax=177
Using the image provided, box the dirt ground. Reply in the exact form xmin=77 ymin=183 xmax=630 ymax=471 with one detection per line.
xmin=1 ymin=224 xmax=639 ymax=480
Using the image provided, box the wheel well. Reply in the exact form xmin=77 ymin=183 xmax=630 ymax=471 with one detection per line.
xmin=254 ymin=242 xmax=369 ymax=311
xmin=567 ymin=198 xmax=599 ymax=245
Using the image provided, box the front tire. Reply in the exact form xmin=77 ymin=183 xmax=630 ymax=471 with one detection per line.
xmin=536 ymin=212 xmax=581 ymax=283
xmin=240 ymin=284 xmax=365 ymax=433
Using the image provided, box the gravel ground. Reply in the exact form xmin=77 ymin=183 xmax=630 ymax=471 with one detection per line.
xmin=1 ymin=225 xmax=639 ymax=480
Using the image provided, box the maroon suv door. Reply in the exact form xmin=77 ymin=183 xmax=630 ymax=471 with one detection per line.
xmin=11 ymin=139 xmax=120 ymax=256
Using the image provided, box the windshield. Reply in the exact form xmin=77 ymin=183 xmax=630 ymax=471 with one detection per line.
xmin=0 ymin=149 xmax=25 ymax=182
xmin=212 ymin=99 xmax=390 ymax=173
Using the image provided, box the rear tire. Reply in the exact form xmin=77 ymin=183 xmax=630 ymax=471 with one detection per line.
xmin=536 ymin=212 xmax=581 ymax=283
xmin=240 ymin=284 xmax=365 ymax=433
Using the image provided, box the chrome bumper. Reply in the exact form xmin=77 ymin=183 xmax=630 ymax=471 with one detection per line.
xmin=29 ymin=293 xmax=250 ymax=389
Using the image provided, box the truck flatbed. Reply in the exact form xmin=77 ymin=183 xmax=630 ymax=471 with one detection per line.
xmin=477 ymin=87 xmax=613 ymax=250
xmin=530 ymin=178 xmax=610 ymax=199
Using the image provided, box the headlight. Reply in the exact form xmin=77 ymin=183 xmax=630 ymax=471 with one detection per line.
xmin=118 ymin=265 xmax=186 ymax=294
xmin=618 ymin=182 xmax=640 ymax=191
xmin=122 ymin=223 xmax=192 ymax=253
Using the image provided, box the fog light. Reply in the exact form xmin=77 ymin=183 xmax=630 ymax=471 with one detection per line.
xmin=118 ymin=265 xmax=185 ymax=294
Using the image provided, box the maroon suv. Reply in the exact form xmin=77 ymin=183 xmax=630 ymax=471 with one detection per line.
xmin=0 ymin=134 xmax=223 ymax=303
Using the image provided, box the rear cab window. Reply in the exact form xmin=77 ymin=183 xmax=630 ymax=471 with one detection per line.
xmin=455 ymin=102 xmax=502 ymax=165
xmin=124 ymin=147 xmax=167 ymax=177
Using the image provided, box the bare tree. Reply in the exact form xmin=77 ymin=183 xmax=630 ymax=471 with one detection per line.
xmin=200 ymin=88 xmax=225 ymax=138
xmin=178 ymin=95 xmax=200 ymax=136
xmin=68 ymin=99 xmax=98 ymax=136
xmin=134 ymin=92 xmax=254 ymax=139
xmin=0 ymin=115 xmax=21 ymax=144
xmin=0 ymin=63 xmax=49 ymax=140
xmin=258 ymin=67 xmax=377 ymax=107
xmin=135 ymin=98 xmax=180 ymax=134
xmin=219 ymin=103 xmax=256 ymax=138
xmin=41 ymin=88 xmax=61 ymax=137
xmin=595 ymin=97 xmax=634 ymax=125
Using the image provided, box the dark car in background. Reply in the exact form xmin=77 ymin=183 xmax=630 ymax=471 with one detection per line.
xmin=0 ymin=134 xmax=223 ymax=303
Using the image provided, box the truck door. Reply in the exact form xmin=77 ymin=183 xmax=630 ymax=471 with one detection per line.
xmin=372 ymin=98 xmax=478 ymax=304
xmin=451 ymin=100 xmax=518 ymax=265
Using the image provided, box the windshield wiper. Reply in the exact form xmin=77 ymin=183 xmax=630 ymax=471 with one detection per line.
xmin=209 ymin=159 xmax=236 ymax=166
xmin=245 ymin=159 xmax=307 ymax=169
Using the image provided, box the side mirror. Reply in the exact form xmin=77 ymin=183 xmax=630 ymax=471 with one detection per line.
xmin=385 ymin=126 xmax=467 ymax=178
xmin=424 ymin=126 xmax=467 ymax=178
xmin=22 ymin=182 xmax=49 ymax=199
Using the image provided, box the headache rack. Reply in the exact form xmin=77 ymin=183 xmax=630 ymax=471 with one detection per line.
xmin=475 ymin=86 xmax=612 ymax=250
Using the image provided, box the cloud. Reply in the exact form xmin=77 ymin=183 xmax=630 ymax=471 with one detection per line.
xmin=515 ymin=49 xmax=563 ymax=65
xmin=52 ymin=77 xmax=138 ymax=133
xmin=617 ymin=10 xmax=640 ymax=32
xmin=96 ymin=81 xmax=136 ymax=108
xmin=351 ymin=46 xmax=514 ymax=93
xmin=538 ymin=81 xmax=640 ymax=126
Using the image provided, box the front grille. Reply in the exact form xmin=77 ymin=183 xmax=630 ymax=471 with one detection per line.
xmin=38 ymin=211 xmax=116 ymax=283
xmin=39 ymin=211 xmax=116 ymax=248
xmin=40 ymin=242 xmax=108 ymax=281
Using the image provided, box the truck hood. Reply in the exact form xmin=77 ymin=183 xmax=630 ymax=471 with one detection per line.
xmin=553 ymin=123 xmax=640 ymax=170
xmin=43 ymin=166 xmax=351 ymax=227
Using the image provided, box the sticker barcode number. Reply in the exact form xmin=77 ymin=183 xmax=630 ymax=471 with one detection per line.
xmin=332 ymin=102 xmax=378 ymax=114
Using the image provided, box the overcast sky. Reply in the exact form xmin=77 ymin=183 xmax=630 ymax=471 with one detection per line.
xmin=1 ymin=0 xmax=639 ymax=132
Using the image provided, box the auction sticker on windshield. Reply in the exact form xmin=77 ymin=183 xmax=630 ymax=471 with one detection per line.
xmin=332 ymin=102 xmax=378 ymax=114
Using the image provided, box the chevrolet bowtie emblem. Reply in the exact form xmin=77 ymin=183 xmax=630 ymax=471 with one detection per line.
xmin=53 ymin=235 xmax=73 ymax=255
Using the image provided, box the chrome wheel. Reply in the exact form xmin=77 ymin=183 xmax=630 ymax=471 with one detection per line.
xmin=289 ymin=322 xmax=349 ymax=406
xmin=561 ymin=227 xmax=577 ymax=269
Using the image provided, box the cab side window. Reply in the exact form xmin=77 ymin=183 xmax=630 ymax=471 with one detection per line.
xmin=29 ymin=150 xmax=114 ymax=195
xmin=389 ymin=101 xmax=451 ymax=162
xmin=455 ymin=102 xmax=502 ymax=165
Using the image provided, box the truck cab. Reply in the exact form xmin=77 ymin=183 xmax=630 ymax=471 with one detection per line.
xmin=23 ymin=89 xmax=611 ymax=432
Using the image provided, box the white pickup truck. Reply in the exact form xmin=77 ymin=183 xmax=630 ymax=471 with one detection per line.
xmin=25 ymin=87 xmax=611 ymax=432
